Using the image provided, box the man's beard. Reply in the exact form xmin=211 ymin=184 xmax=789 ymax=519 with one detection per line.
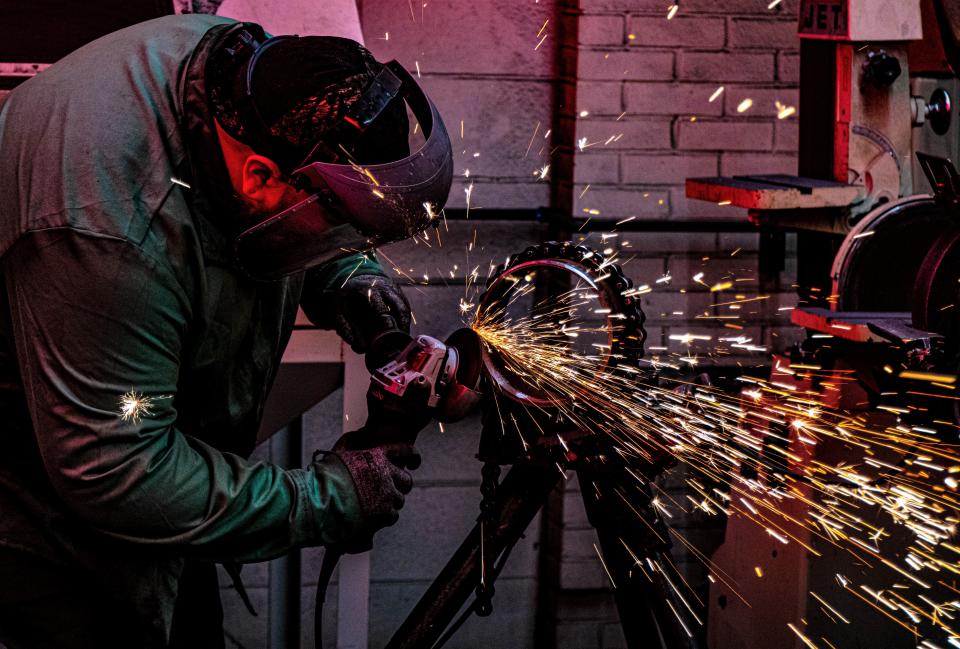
xmin=232 ymin=193 xmax=272 ymax=229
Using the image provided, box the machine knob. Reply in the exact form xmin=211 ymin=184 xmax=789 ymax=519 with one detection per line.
xmin=927 ymin=88 xmax=953 ymax=136
xmin=863 ymin=50 xmax=902 ymax=88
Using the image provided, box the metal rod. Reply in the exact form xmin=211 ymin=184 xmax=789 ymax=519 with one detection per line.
xmin=385 ymin=464 xmax=563 ymax=649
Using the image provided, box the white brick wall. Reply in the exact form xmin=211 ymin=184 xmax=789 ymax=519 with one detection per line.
xmin=575 ymin=0 xmax=800 ymax=223
xmin=562 ymin=4 xmax=802 ymax=643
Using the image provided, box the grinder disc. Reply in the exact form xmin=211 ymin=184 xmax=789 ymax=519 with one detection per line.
xmin=475 ymin=242 xmax=646 ymax=407
xmin=913 ymin=225 xmax=960 ymax=337
xmin=833 ymin=196 xmax=951 ymax=312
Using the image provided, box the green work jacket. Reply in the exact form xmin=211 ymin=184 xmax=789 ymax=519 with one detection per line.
xmin=0 ymin=14 xmax=383 ymax=642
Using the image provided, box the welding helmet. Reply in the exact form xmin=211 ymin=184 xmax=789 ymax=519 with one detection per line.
xmin=209 ymin=24 xmax=453 ymax=280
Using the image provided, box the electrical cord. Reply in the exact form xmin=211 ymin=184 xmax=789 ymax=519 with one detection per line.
xmin=314 ymin=547 xmax=342 ymax=649
xmin=429 ymin=538 xmax=518 ymax=649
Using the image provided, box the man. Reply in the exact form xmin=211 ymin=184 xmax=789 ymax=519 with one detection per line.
xmin=0 ymin=13 xmax=452 ymax=649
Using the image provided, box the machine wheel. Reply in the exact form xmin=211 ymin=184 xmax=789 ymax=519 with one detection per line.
xmin=478 ymin=241 xmax=646 ymax=406
xmin=832 ymin=196 xmax=953 ymax=312
xmin=913 ymin=225 xmax=960 ymax=337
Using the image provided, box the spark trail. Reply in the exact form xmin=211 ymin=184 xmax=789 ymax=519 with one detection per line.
xmin=470 ymin=273 xmax=960 ymax=647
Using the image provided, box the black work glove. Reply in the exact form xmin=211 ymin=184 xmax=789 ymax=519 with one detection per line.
xmin=323 ymin=432 xmax=421 ymax=552
xmin=335 ymin=274 xmax=411 ymax=353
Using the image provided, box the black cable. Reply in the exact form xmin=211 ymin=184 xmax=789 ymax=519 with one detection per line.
xmin=315 ymin=548 xmax=343 ymax=649
xmin=430 ymin=539 xmax=519 ymax=649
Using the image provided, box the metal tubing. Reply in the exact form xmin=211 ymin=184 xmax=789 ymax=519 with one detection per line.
xmin=385 ymin=464 xmax=563 ymax=649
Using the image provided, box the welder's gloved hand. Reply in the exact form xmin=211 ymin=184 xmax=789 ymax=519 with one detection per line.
xmin=336 ymin=274 xmax=411 ymax=353
xmin=324 ymin=434 xmax=421 ymax=553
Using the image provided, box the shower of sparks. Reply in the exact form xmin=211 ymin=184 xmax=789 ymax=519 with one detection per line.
xmin=459 ymin=246 xmax=960 ymax=647
xmin=364 ymin=45 xmax=960 ymax=640
xmin=535 ymin=29 xmax=549 ymax=51
xmin=736 ymin=98 xmax=754 ymax=113
xmin=118 ymin=390 xmax=162 ymax=422
xmin=537 ymin=19 xmax=550 ymax=38
xmin=776 ymin=100 xmax=797 ymax=119
xmin=524 ymin=121 xmax=541 ymax=158
xmin=667 ymin=4 xmax=680 ymax=19
xmin=464 ymin=182 xmax=474 ymax=218
xmin=768 ymin=0 xmax=784 ymax=8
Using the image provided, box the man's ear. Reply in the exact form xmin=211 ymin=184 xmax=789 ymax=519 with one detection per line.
xmin=240 ymin=155 xmax=288 ymax=209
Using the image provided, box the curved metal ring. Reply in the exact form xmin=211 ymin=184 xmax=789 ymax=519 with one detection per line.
xmin=476 ymin=242 xmax=645 ymax=407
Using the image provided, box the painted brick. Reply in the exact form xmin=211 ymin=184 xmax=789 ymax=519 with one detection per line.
xmin=611 ymin=256 xmax=667 ymax=285
xmin=301 ymin=389 xmax=343 ymax=456
xmin=642 ymin=325 xmax=667 ymax=349
xmin=218 ymin=560 xmax=269 ymax=591
xmin=579 ymin=0 xmax=630 ymax=8
xmin=555 ymin=621 xmax=602 ymax=649
xmin=420 ymin=77 xmax=553 ymax=179
xmin=717 ymin=231 xmax=761 ymax=251
xmin=667 ymin=253 xmax=762 ymax=291
xmin=623 ymin=82 xmax=724 ymax=116
xmin=556 ymin=592 xmax=621 ymax=621
xmin=561 ymin=558 xmax=612 ymax=590
xmin=626 ymin=15 xmax=726 ymax=48
xmin=360 ymin=0 xmax=554 ymax=77
xmin=574 ymin=153 xmax=621 ymax=183
xmin=677 ymin=52 xmax=775 ymax=82
xmin=670 ymin=186 xmax=750 ymax=219
xmin=380 ymin=220 xmax=548 ymax=282
xmin=662 ymin=324 xmax=750 ymax=355
xmin=774 ymin=118 xmax=799 ymax=152
xmin=778 ymin=51 xmax=801 ymax=83
xmin=723 ymin=87 xmax=799 ymax=117
xmin=619 ymin=231 xmax=720 ymax=255
xmin=373 ymin=486 xmax=540 ymax=581
xmin=406 ymin=286 xmax=481 ymax=346
xmin=601 ymin=622 xmax=629 ymax=649
xmin=578 ymin=50 xmax=675 ymax=81
xmin=720 ymin=152 xmax=797 ymax=176
xmin=578 ymin=80 xmax=624 ymax=115
xmin=642 ymin=289 xmax=717 ymax=324
xmin=583 ymin=0 xmax=678 ymax=10
xmin=681 ymin=0 xmax=798 ymax=12
xmin=563 ymin=528 xmax=604 ymax=561
xmin=299 ymin=583 xmax=338 ymax=649
xmin=677 ymin=119 xmax=774 ymax=151
xmin=576 ymin=117 xmax=673 ymax=150
xmin=221 ymin=587 xmax=269 ymax=648
xmin=580 ymin=14 xmax=625 ymax=45
xmin=623 ymin=153 xmax=718 ymax=184
xmin=728 ymin=18 xmax=799 ymax=49
xmin=369 ymin=578 xmax=538 ymax=648
xmin=575 ymin=187 xmax=671 ymax=219
xmin=756 ymin=290 xmax=801 ymax=320
xmin=445 ymin=180 xmax=552 ymax=209
xmin=563 ymin=490 xmax=591 ymax=530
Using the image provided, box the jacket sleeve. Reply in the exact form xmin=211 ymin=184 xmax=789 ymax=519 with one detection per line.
xmin=2 ymin=228 xmax=362 ymax=562
xmin=299 ymin=251 xmax=387 ymax=328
